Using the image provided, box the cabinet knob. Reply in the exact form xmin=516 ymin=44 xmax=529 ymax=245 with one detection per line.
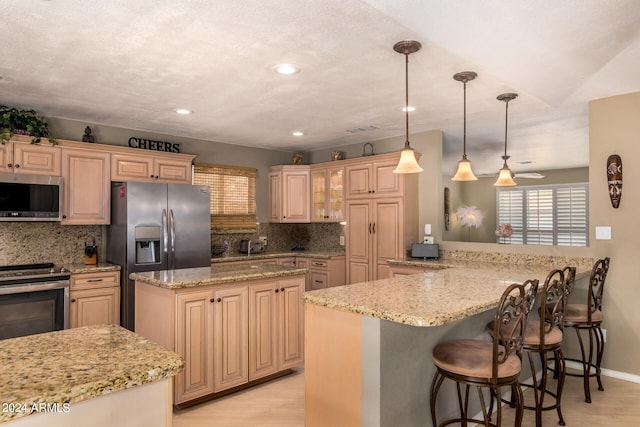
xmin=15 ymin=164 xmax=20 ymax=168
xmin=71 ymin=299 xmax=76 ymax=303
xmin=281 ymin=288 xmax=285 ymax=292
xmin=7 ymin=163 xmax=12 ymax=168
xmin=275 ymin=289 xmax=279 ymax=293
xmin=210 ymin=298 xmax=215 ymax=302
xmin=150 ymin=174 xmax=155 ymax=178
xmin=217 ymin=298 xmax=222 ymax=302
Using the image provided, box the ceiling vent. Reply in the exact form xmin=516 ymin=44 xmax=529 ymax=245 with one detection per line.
xmin=346 ymin=125 xmax=379 ymax=133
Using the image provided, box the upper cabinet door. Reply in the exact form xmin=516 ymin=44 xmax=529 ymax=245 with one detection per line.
xmin=1 ymin=141 xmax=61 ymax=175
xmin=61 ymin=148 xmax=111 ymax=225
xmin=111 ymin=153 xmax=154 ymax=182
xmin=345 ymin=164 xmax=372 ymax=199
xmin=268 ymin=166 xmax=310 ymax=223
xmin=311 ymin=166 xmax=344 ymax=222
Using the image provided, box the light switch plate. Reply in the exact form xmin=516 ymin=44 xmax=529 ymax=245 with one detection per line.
xmin=595 ymin=226 xmax=611 ymax=240
xmin=339 ymin=235 xmax=345 ymax=246
xmin=259 ymin=236 xmax=268 ymax=246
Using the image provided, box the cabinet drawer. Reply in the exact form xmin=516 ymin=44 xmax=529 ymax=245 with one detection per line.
xmin=71 ymin=271 xmax=120 ymax=290
xmin=309 ymin=271 xmax=328 ymax=290
xmin=308 ymin=259 xmax=328 ymax=269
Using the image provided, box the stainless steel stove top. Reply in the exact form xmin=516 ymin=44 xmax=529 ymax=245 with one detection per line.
xmin=0 ymin=263 xmax=70 ymax=285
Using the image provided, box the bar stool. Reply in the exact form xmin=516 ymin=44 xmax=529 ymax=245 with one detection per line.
xmin=564 ymin=257 xmax=610 ymax=403
xmin=430 ymin=279 xmax=539 ymax=427
xmin=520 ymin=267 xmax=574 ymax=427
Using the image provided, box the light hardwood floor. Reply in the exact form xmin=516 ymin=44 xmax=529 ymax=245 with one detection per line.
xmin=172 ymin=368 xmax=640 ymax=426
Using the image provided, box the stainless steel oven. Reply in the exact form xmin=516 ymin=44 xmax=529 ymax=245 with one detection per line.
xmin=0 ymin=263 xmax=70 ymax=340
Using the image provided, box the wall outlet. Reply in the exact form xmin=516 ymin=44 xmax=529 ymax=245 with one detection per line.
xmin=259 ymin=236 xmax=267 ymax=246
xmin=339 ymin=235 xmax=345 ymax=246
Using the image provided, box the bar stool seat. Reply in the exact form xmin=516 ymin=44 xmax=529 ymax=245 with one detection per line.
xmin=432 ymin=339 xmax=522 ymax=379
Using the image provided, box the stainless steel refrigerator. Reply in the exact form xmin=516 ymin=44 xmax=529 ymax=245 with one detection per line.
xmin=107 ymin=181 xmax=211 ymax=331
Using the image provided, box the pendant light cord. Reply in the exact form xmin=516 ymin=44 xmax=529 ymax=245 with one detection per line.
xmin=503 ymin=98 xmax=510 ymax=166
xmin=404 ymin=52 xmax=410 ymax=149
xmin=462 ymin=80 xmax=467 ymax=159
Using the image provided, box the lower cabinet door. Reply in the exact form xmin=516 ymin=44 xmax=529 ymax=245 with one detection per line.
xmin=70 ymin=287 xmax=119 ymax=328
xmin=278 ymin=277 xmax=304 ymax=369
xmin=248 ymin=281 xmax=278 ymax=381
xmin=175 ymin=290 xmax=215 ymax=404
xmin=213 ymin=286 xmax=249 ymax=392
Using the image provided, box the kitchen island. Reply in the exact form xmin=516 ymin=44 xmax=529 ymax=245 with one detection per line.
xmin=0 ymin=324 xmax=183 ymax=426
xmin=132 ymin=262 xmax=307 ymax=406
xmin=303 ymin=259 xmax=591 ymax=427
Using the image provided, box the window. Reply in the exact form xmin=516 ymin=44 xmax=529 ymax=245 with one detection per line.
xmin=496 ymin=183 xmax=588 ymax=246
xmin=193 ymin=163 xmax=257 ymax=231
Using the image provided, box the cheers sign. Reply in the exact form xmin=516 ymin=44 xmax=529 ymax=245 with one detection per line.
xmin=128 ymin=137 xmax=181 ymax=153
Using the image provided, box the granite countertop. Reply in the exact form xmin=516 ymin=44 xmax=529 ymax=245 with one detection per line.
xmin=65 ymin=262 xmax=121 ymax=274
xmin=211 ymin=250 xmax=345 ymax=263
xmin=131 ymin=263 xmax=308 ymax=289
xmin=303 ymin=262 xmax=591 ymax=328
xmin=0 ymin=324 xmax=183 ymax=423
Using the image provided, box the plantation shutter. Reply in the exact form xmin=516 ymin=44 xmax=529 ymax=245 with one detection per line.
xmin=193 ymin=163 xmax=257 ymax=231
xmin=496 ymin=183 xmax=588 ymax=247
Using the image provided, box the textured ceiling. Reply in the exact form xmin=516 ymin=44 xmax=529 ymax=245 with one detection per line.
xmin=1 ymin=0 xmax=639 ymax=176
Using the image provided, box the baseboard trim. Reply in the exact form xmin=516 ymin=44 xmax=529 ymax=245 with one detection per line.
xmin=565 ymin=360 xmax=640 ymax=384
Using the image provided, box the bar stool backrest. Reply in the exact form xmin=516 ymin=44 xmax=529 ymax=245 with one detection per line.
xmin=540 ymin=269 xmax=567 ymax=344
xmin=491 ymin=279 xmax=540 ymax=382
xmin=587 ymin=258 xmax=610 ymax=323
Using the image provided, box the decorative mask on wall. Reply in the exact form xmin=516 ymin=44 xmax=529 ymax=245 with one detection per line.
xmin=606 ymin=154 xmax=622 ymax=208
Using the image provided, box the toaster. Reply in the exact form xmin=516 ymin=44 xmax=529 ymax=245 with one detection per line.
xmin=411 ymin=243 xmax=439 ymax=259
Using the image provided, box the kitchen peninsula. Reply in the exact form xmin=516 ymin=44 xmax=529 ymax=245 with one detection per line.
xmin=0 ymin=324 xmax=183 ymax=426
xmin=303 ymin=257 xmax=592 ymax=427
xmin=132 ymin=262 xmax=307 ymax=406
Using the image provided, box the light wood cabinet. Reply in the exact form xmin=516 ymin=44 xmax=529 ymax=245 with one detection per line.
xmin=0 ymin=140 xmax=61 ymax=175
xmin=135 ymin=273 xmax=304 ymax=406
xmin=345 ymin=157 xmax=403 ymax=199
xmin=296 ymin=256 xmax=346 ymax=291
xmin=61 ymin=147 xmax=111 ymax=225
xmin=248 ymin=276 xmax=304 ymax=381
xmin=213 ymin=285 xmax=248 ymax=391
xmin=175 ymin=289 xmax=215 ymax=402
xmin=345 ymin=153 xmax=419 ymax=284
xmin=70 ymin=271 xmax=120 ymax=328
xmin=310 ymin=165 xmax=344 ymax=222
xmin=268 ymin=165 xmax=310 ymax=223
xmin=111 ymin=152 xmax=192 ymax=183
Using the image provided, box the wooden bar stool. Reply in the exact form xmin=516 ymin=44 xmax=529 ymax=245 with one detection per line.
xmin=519 ymin=267 xmax=575 ymax=427
xmin=564 ymin=257 xmax=610 ymax=403
xmin=430 ymin=279 xmax=539 ymax=427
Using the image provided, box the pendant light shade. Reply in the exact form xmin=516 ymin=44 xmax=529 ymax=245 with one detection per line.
xmin=494 ymin=93 xmax=518 ymax=187
xmin=392 ymin=40 xmax=423 ymax=174
xmin=451 ymin=71 xmax=478 ymax=181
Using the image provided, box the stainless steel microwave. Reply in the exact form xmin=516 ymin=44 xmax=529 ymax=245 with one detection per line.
xmin=0 ymin=173 xmax=64 ymax=221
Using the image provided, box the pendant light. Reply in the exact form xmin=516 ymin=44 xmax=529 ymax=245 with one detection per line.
xmin=494 ymin=93 xmax=518 ymax=186
xmin=451 ymin=71 xmax=478 ymax=181
xmin=392 ymin=40 xmax=423 ymax=174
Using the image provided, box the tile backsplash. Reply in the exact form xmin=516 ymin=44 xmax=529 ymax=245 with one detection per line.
xmin=1 ymin=221 xmax=345 ymax=266
xmin=211 ymin=222 xmax=345 ymax=256
xmin=0 ymin=223 xmax=104 ymax=266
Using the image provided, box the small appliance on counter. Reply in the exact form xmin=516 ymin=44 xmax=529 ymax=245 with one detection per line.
xmin=239 ymin=239 xmax=265 ymax=254
xmin=411 ymin=243 xmax=439 ymax=260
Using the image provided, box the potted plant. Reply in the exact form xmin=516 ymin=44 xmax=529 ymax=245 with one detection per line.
xmin=1 ymin=105 xmax=56 ymax=145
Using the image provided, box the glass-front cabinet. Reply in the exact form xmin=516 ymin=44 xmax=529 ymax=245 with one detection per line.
xmin=311 ymin=165 xmax=344 ymax=222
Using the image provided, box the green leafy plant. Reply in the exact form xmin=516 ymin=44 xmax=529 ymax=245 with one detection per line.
xmin=1 ymin=105 xmax=56 ymax=145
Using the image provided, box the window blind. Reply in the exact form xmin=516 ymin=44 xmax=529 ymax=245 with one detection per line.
xmin=496 ymin=183 xmax=588 ymax=246
xmin=193 ymin=163 xmax=257 ymax=231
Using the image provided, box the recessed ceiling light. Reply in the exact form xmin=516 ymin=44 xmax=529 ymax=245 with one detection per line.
xmin=175 ymin=108 xmax=192 ymax=115
xmin=274 ymin=64 xmax=300 ymax=75
xmin=402 ymin=106 xmax=416 ymax=112
xmin=292 ymin=131 xmax=304 ymax=136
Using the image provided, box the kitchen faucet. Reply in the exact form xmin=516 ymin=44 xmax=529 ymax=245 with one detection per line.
xmin=247 ymin=240 xmax=252 ymax=256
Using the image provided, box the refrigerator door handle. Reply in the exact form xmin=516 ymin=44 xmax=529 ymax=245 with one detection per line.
xmin=170 ymin=209 xmax=176 ymax=270
xmin=162 ymin=209 xmax=169 ymax=269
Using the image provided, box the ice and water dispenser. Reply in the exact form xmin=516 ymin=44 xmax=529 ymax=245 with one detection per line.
xmin=135 ymin=226 xmax=161 ymax=264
